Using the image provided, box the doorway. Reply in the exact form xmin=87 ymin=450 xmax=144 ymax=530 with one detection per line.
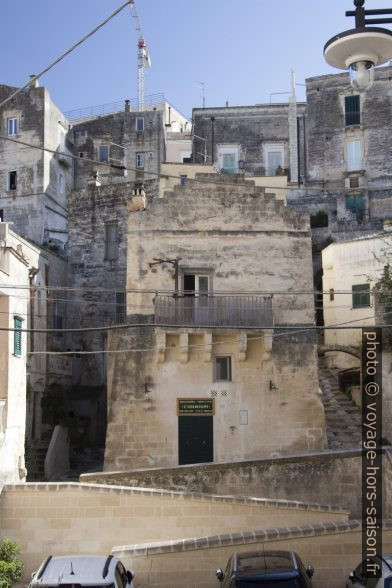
xmin=178 ymin=415 xmax=213 ymax=465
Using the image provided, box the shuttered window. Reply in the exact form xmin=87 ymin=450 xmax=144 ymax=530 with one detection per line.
xmin=14 ymin=316 xmax=23 ymax=356
xmin=346 ymin=193 xmax=364 ymax=220
xmin=345 ymin=95 xmax=360 ymax=125
xmin=352 ymin=284 xmax=370 ymax=308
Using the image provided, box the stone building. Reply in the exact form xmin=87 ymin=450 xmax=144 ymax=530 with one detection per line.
xmin=192 ymin=100 xmax=305 ymax=181
xmin=104 ymin=176 xmax=327 ymax=470
xmin=0 ymin=222 xmax=39 ymax=486
xmin=73 ymin=106 xmax=166 ymax=189
xmin=0 ymin=79 xmax=73 ymax=248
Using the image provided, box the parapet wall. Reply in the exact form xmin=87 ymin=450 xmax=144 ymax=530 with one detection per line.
xmin=81 ymin=448 xmax=392 ymax=519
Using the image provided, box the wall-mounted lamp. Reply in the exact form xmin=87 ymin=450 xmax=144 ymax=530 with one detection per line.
xmin=324 ymin=0 xmax=392 ymax=91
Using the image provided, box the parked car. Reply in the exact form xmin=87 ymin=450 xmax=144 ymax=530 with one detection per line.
xmin=29 ymin=555 xmax=135 ymax=588
xmin=347 ymin=554 xmax=392 ymax=587
xmin=216 ymin=550 xmax=314 ymax=587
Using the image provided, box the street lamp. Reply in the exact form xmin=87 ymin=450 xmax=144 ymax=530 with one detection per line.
xmin=324 ymin=0 xmax=392 ymax=91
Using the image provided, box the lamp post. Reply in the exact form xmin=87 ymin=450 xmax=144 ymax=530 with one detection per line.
xmin=324 ymin=0 xmax=392 ymax=91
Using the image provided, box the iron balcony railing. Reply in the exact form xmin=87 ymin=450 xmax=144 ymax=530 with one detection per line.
xmin=154 ymin=295 xmax=273 ymax=328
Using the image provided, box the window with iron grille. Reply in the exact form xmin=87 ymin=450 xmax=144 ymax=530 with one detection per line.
xmin=14 ymin=316 xmax=23 ymax=356
xmin=352 ymin=283 xmax=370 ymax=308
xmin=345 ymin=95 xmax=360 ymax=126
xmin=116 ymin=291 xmax=126 ymax=323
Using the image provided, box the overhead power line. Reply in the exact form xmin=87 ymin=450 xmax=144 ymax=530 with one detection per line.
xmin=0 ymin=1 xmax=133 ymax=110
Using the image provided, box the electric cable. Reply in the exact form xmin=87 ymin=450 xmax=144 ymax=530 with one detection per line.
xmin=0 ymin=1 xmax=133 ymax=110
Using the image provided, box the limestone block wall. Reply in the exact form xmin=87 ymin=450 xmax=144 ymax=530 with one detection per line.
xmin=0 ymin=483 xmax=348 ymax=579
xmin=114 ymin=520 xmax=392 ymax=588
xmin=105 ymin=177 xmax=326 ymax=469
xmin=82 ymin=449 xmax=392 ymax=520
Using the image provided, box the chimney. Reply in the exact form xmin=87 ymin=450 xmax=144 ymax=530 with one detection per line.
xmin=29 ymin=75 xmax=39 ymax=88
xmin=125 ymin=99 xmax=131 ymax=113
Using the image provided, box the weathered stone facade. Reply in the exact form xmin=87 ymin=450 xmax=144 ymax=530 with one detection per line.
xmin=73 ymin=108 xmax=165 ymax=189
xmin=0 ymin=82 xmax=73 ymax=248
xmin=192 ymin=103 xmax=306 ymax=180
xmin=104 ymin=176 xmax=326 ymax=470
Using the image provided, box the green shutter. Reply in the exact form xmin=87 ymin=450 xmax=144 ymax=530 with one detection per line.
xmin=352 ymin=284 xmax=370 ymax=308
xmin=14 ymin=316 xmax=23 ymax=356
xmin=345 ymin=95 xmax=360 ymax=125
xmin=346 ymin=194 xmax=364 ymax=221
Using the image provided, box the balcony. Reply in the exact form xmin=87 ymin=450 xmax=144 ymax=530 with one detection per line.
xmin=154 ymin=295 xmax=273 ymax=328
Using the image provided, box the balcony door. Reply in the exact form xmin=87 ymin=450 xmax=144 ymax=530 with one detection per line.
xmin=183 ymin=273 xmax=209 ymax=322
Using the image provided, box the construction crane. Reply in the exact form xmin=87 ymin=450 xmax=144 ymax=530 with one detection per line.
xmin=129 ymin=0 xmax=151 ymax=111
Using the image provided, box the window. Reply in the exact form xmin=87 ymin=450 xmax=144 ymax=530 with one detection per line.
xmin=217 ymin=145 xmax=239 ymax=174
xmin=346 ymin=193 xmax=364 ymax=220
xmin=352 ymin=283 xmax=370 ymax=308
xmin=79 ymin=151 xmax=87 ymax=158
xmin=0 ymin=209 xmax=3 ymax=222
xmin=214 ymin=356 xmax=232 ymax=381
xmin=105 ymin=223 xmax=118 ymax=261
xmin=329 ymin=289 xmax=335 ymax=301
xmin=180 ymin=174 xmax=187 ymax=187
xmin=98 ymin=145 xmax=109 ymax=162
xmin=346 ymin=139 xmax=362 ymax=171
xmin=264 ymin=144 xmax=284 ymax=176
xmin=221 ymin=153 xmax=237 ymax=174
xmin=267 ymin=151 xmax=283 ymax=175
xmin=136 ymin=117 xmax=144 ymax=131
xmin=8 ymin=171 xmax=17 ymax=191
xmin=116 ymin=291 xmax=126 ymax=322
xmin=136 ymin=152 xmax=145 ymax=169
xmin=7 ymin=117 xmax=18 ymax=136
xmin=14 ymin=316 xmax=23 ymax=356
xmin=345 ymin=95 xmax=360 ymax=126
xmin=184 ymin=274 xmax=209 ymax=299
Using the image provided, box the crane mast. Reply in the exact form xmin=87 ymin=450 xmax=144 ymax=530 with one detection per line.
xmin=129 ymin=0 xmax=151 ymax=111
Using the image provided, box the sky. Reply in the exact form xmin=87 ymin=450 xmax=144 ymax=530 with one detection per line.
xmin=2 ymin=0 xmax=392 ymax=120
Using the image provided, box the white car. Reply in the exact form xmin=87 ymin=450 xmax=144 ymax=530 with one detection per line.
xmin=347 ymin=554 xmax=392 ymax=587
xmin=29 ymin=555 xmax=135 ymax=588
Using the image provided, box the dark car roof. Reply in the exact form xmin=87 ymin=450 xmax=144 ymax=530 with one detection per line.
xmin=234 ymin=551 xmax=298 ymax=576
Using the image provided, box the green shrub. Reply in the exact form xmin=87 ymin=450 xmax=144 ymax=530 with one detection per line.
xmin=0 ymin=539 xmax=23 ymax=588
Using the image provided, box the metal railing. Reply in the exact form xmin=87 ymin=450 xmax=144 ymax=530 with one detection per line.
xmin=154 ymin=295 xmax=273 ymax=328
xmin=64 ymin=93 xmax=165 ymax=123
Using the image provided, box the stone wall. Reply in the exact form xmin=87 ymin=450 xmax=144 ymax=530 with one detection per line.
xmin=73 ymin=109 xmax=165 ymax=189
xmin=115 ymin=520 xmax=392 ymax=588
xmin=0 ymin=82 xmax=73 ymax=247
xmin=82 ymin=448 xmax=392 ymax=519
xmin=104 ymin=176 xmax=326 ymax=469
xmin=192 ymin=103 xmax=306 ymax=178
xmin=0 ymin=482 xmax=347 ymax=579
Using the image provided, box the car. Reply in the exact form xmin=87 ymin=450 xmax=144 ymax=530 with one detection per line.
xmin=216 ymin=550 xmax=314 ymax=587
xmin=347 ymin=553 xmax=392 ymax=587
xmin=29 ymin=555 xmax=135 ymax=588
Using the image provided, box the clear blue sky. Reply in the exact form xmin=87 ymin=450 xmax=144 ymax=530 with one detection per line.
xmin=2 ymin=0 xmax=392 ymax=119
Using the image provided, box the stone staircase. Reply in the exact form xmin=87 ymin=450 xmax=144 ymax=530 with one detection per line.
xmin=318 ymin=358 xmax=362 ymax=449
